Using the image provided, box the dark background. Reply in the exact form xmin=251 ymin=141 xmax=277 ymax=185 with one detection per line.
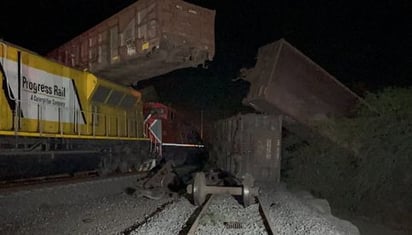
xmin=0 ymin=0 xmax=410 ymax=113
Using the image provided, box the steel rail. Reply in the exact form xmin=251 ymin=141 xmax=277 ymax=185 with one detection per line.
xmin=187 ymin=194 xmax=215 ymax=235
xmin=185 ymin=194 xmax=274 ymax=235
xmin=0 ymin=171 xmax=147 ymax=192
xmin=258 ymin=196 xmax=276 ymax=235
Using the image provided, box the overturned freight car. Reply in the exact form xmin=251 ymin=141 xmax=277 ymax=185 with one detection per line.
xmin=209 ymin=114 xmax=282 ymax=184
xmin=46 ymin=0 xmax=215 ymax=85
xmin=241 ymin=39 xmax=365 ymax=141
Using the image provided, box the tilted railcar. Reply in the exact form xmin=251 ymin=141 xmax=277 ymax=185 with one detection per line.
xmin=241 ymin=39 xmax=365 ymax=146
xmin=46 ymin=0 xmax=215 ymax=85
xmin=0 ymin=40 xmax=151 ymax=180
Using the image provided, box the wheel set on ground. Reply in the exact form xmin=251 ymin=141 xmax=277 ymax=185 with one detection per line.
xmin=186 ymin=172 xmax=260 ymax=207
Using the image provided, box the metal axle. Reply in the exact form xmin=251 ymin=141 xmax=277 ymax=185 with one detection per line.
xmin=187 ymin=171 xmax=259 ymax=207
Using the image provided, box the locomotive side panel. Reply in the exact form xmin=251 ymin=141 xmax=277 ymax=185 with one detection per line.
xmin=0 ymin=41 xmax=145 ymax=140
xmin=0 ymin=43 xmax=14 ymax=130
xmin=1 ymin=44 xmax=89 ymax=134
xmin=143 ymin=102 xmax=201 ymax=145
xmin=90 ymin=79 xmax=144 ymax=138
xmin=0 ymin=41 xmax=150 ymax=181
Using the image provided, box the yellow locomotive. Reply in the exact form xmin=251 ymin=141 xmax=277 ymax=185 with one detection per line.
xmin=0 ymin=40 xmax=151 ymax=180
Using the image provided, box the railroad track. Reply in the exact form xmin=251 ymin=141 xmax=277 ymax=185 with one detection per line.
xmin=121 ymin=193 xmax=274 ymax=235
xmin=0 ymin=171 xmax=98 ymax=187
xmin=0 ymin=171 xmax=147 ymax=192
xmin=183 ymin=194 xmax=274 ymax=235
xmin=121 ymin=171 xmax=274 ymax=235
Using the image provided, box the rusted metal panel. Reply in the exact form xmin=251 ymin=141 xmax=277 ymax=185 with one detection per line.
xmin=242 ymin=39 xmax=363 ymax=127
xmin=47 ymin=0 xmax=215 ymax=85
xmin=209 ymin=114 xmax=282 ymax=183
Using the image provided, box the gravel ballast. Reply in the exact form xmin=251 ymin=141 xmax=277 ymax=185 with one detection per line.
xmin=129 ymin=197 xmax=196 ymax=235
xmin=195 ymin=194 xmax=268 ymax=235
xmin=259 ymin=183 xmax=360 ymax=235
xmin=0 ymin=177 xmax=365 ymax=235
xmin=0 ymin=175 xmax=173 ymax=235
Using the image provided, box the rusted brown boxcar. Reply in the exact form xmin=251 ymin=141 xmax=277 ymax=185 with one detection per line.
xmin=242 ymin=39 xmax=363 ymax=127
xmin=209 ymin=114 xmax=282 ymax=183
xmin=47 ymin=0 xmax=215 ymax=85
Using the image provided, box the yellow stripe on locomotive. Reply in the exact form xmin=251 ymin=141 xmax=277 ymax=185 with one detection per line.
xmin=0 ymin=40 xmax=147 ymax=140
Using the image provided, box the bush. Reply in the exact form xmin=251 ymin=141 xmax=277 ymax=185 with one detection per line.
xmin=282 ymin=86 xmax=412 ymax=229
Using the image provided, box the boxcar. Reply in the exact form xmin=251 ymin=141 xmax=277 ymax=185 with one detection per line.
xmin=242 ymin=39 xmax=363 ymax=125
xmin=46 ymin=0 xmax=216 ymax=85
xmin=209 ymin=114 xmax=282 ymax=183
xmin=241 ymin=39 xmax=367 ymax=148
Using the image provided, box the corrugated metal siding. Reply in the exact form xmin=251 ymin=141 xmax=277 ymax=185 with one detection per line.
xmin=209 ymin=114 xmax=282 ymax=183
xmin=161 ymin=0 xmax=215 ymax=60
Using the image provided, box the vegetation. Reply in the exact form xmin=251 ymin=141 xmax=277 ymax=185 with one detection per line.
xmin=282 ymin=87 xmax=412 ymax=229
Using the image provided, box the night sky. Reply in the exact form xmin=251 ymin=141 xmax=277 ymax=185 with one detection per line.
xmin=0 ymin=0 xmax=410 ymax=116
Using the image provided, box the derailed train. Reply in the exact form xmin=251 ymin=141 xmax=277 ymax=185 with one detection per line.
xmin=0 ymin=40 xmax=204 ymax=181
xmin=0 ymin=0 xmax=214 ymax=181
xmin=46 ymin=0 xmax=215 ymax=85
